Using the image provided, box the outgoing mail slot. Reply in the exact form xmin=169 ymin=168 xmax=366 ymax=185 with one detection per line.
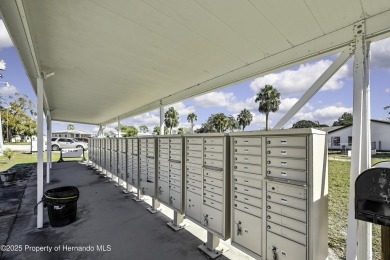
xmin=355 ymin=166 xmax=390 ymax=226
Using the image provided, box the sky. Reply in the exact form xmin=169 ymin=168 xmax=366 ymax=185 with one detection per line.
xmin=1 ymin=18 xmax=390 ymax=135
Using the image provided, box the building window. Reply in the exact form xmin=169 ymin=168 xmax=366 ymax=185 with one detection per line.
xmin=331 ymin=136 xmax=340 ymax=146
xmin=348 ymin=136 xmax=352 ymax=146
xmin=65 ymin=134 xmax=67 ymax=137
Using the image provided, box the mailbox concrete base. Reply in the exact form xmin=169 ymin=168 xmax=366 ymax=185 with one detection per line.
xmin=147 ymin=198 xmax=161 ymax=214
xmin=167 ymin=212 xmax=187 ymax=231
xmin=198 ymin=231 xmax=227 ymax=259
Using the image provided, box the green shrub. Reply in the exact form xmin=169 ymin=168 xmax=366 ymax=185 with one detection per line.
xmin=3 ymin=148 xmax=15 ymax=161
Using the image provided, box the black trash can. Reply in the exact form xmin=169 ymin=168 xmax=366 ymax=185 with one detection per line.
xmin=43 ymin=186 xmax=79 ymax=227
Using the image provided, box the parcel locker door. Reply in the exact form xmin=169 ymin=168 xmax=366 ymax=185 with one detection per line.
xmin=157 ymin=181 xmax=169 ymax=205
xmin=233 ymin=209 xmax=262 ymax=256
xmin=140 ymin=182 xmax=156 ymax=197
xmin=202 ymin=204 xmax=223 ymax=235
xmin=186 ymin=191 xmax=202 ymax=222
xmin=170 ymin=190 xmax=182 ymax=212
xmin=266 ymin=231 xmax=306 ymax=260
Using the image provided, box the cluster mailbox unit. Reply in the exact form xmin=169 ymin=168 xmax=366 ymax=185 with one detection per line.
xmin=184 ymin=133 xmax=231 ymax=258
xmin=138 ymin=136 xmax=159 ymax=212
xmin=157 ymin=135 xmax=186 ymax=230
xmin=229 ymin=129 xmax=328 ymax=260
xmin=126 ymin=138 xmax=140 ymax=196
xmin=88 ymin=128 xmax=328 ymax=260
xmin=117 ymin=138 xmax=127 ymax=189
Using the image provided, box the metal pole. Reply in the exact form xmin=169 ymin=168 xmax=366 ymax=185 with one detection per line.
xmin=46 ymin=114 xmax=51 ymax=183
xmin=160 ymin=101 xmax=164 ymax=135
xmin=37 ymin=77 xmax=44 ymax=228
xmin=117 ymin=117 xmax=121 ymax=137
xmin=346 ymin=22 xmax=371 ymax=260
xmin=6 ymin=109 xmax=8 ymax=143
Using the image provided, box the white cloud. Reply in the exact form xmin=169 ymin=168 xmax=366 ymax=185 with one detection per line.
xmin=0 ymin=83 xmax=18 ymax=96
xmin=227 ymin=96 xmax=257 ymax=113
xmin=279 ymin=98 xmax=299 ymax=112
xmin=249 ymin=59 xmax=349 ymax=96
xmin=385 ymin=88 xmax=390 ymax=93
xmin=129 ymin=112 xmax=160 ymax=128
xmin=194 ymin=91 xmax=236 ymax=108
xmin=293 ymin=105 xmax=352 ymax=125
xmin=371 ymin=37 xmax=390 ymax=69
xmin=167 ymin=102 xmax=195 ymax=117
xmin=0 ymin=20 xmax=13 ymax=49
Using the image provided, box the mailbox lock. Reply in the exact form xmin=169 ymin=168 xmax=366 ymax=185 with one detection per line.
xmin=267 ymin=225 xmax=271 ymax=230
xmin=267 ymin=161 xmax=271 ymax=164
xmin=267 ymin=140 xmax=271 ymax=144
xmin=272 ymin=246 xmax=277 ymax=260
xmin=267 ymin=170 xmax=271 ymax=175
xmin=267 ymin=150 xmax=271 ymax=154
xmin=236 ymin=221 xmax=242 ymax=236
xmin=234 ymin=149 xmax=237 ymax=152
xmin=235 ymin=178 xmax=237 ymax=181
xmin=234 ymin=187 xmax=237 ymax=190
xmin=234 ymin=195 xmax=237 ymax=198
xmin=234 ymin=166 xmax=237 ymax=169
xmin=267 ymin=215 xmax=271 ymax=219
xmin=267 ymin=205 xmax=271 ymax=209
xmin=267 ymin=195 xmax=271 ymax=199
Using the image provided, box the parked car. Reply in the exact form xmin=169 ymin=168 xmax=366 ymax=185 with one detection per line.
xmin=51 ymin=138 xmax=88 ymax=151
xmin=75 ymin=137 xmax=89 ymax=143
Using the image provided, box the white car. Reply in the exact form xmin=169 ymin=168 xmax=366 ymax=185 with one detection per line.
xmin=51 ymin=138 xmax=88 ymax=151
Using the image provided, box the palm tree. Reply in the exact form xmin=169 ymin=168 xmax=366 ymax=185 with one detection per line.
xmin=237 ymin=109 xmax=253 ymax=131
xmin=164 ymin=107 xmax=179 ymax=134
xmin=255 ymin=85 xmax=281 ymax=130
xmin=187 ymin=112 xmax=198 ymax=133
xmin=153 ymin=126 xmax=168 ymax=135
xmin=212 ymin=113 xmax=228 ymax=133
xmin=227 ymin=115 xmax=240 ymax=132
xmin=67 ymin=124 xmax=75 ymax=130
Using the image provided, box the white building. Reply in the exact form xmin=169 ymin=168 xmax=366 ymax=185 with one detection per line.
xmin=52 ymin=129 xmax=93 ymax=139
xmin=328 ymin=119 xmax=390 ymax=151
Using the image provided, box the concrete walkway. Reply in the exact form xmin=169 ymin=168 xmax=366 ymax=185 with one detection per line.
xmin=1 ymin=161 xmax=253 ymax=260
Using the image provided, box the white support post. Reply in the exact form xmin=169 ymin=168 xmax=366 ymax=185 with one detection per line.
xmin=273 ymin=48 xmax=352 ymax=129
xmin=160 ymin=101 xmax=164 ymax=135
xmin=117 ymin=117 xmax=121 ymax=137
xmin=37 ymin=77 xmax=44 ymax=228
xmin=346 ymin=22 xmax=372 ymax=260
xmin=46 ymin=113 xmax=51 ymax=183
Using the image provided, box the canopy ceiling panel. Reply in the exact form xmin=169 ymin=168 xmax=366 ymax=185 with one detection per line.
xmin=1 ymin=0 xmax=390 ymax=125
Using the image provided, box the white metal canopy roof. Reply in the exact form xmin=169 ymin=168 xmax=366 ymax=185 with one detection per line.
xmin=1 ymin=0 xmax=390 ymax=125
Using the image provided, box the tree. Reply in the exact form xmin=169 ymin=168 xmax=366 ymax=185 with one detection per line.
xmin=385 ymin=106 xmax=390 ymax=119
xmin=227 ymin=115 xmax=240 ymax=132
xmin=255 ymin=85 xmax=281 ymax=130
xmin=237 ymin=109 xmax=253 ymax=131
xmin=120 ymin=125 xmax=138 ymax=137
xmin=196 ymin=116 xmax=217 ymax=133
xmin=212 ymin=113 xmax=229 ymax=133
xmin=153 ymin=126 xmax=168 ymax=135
xmin=178 ymin=128 xmax=185 ymax=135
xmin=164 ymin=107 xmax=179 ymax=134
xmin=139 ymin=125 xmax=148 ymax=133
xmin=67 ymin=124 xmax=75 ymax=130
xmin=332 ymin=112 xmax=353 ymax=126
xmin=1 ymin=94 xmax=37 ymax=141
xmin=292 ymin=120 xmax=320 ymax=129
xmin=187 ymin=112 xmax=198 ymax=133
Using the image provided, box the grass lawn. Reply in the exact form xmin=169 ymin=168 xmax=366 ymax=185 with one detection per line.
xmin=0 ymin=151 xmax=88 ymax=172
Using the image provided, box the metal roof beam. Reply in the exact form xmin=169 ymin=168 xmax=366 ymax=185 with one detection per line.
xmin=273 ymin=45 xmax=354 ymax=129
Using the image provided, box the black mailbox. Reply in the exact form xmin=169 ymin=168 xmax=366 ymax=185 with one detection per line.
xmin=355 ymin=167 xmax=390 ymax=226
